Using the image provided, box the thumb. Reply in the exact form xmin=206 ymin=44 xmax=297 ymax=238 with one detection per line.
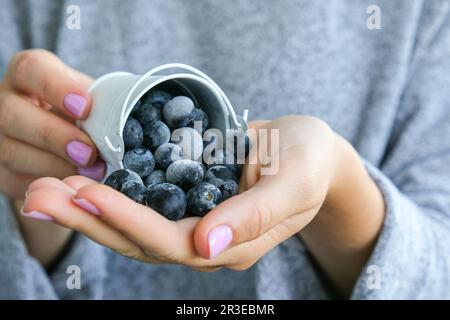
xmin=194 ymin=167 xmax=309 ymax=260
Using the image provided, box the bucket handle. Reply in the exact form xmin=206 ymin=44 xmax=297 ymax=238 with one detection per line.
xmin=122 ymin=63 xmax=245 ymax=129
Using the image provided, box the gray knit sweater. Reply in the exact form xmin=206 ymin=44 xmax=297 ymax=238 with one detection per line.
xmin=0 ymin=0 xmax=449 ymax=299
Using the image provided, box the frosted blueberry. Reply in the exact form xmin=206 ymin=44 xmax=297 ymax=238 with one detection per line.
xmin=144 ymin=169 xmax=166 ymax=187
xmin=154 ymin=143 xmax=183 ymax=170
xmin=142 ymin=90 xmax=172 ymax=109
xmin=123 ymin=117 xmax=143 ymax=150
xmin=135 ymin=102 xmax=162 ymax=125
xmin=189 ymin=107 xmax=209 ymax=133
xmin=130 ymin=100 xmax=142 ymax=117
xmin=162 ymin=96 xmax=195 ymax=129
xmin=104 ymin=169 xmax=143 ymax=191
xmin=146 ymin=183 xmax=187 ymax=220
xmin=143 ymin=120 xmax=171 ymax=151
xmin=186 ymin=182 xmax=222 ymax=217
xmin=204 ymin=166 xmax=239 ymax=200
xmin=123 ymin=147 xmax=155 ymax=178
xmin=166 ymin=159 xmax=204 ymax=191
xmin=120 ymin=181 xmax=147 ymax=204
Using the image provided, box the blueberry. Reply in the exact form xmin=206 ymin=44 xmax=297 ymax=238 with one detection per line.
xmin=162 ymin=96 xmax=195 ymax=129
xmin=166 ymin=159 xmax=204 ymax=190
xmin=186 ymin=182 xmax=222 ymax=217
xmin=130 ymin=100 xmax=142 ymax=117
xmin=199 ymin=163 xmax=207 ymax=175
xmin=135 ymin=102 xmax=162 ymax=125
xmin=205 ymin=149 xmax=243 ymax=178
xmin=171 ymin=127 xmax=203 ymax=161
xmin=189 ymin=108 xmax=209 ymax=133
xmin=143 ymin=120 xmax=171 ymax=151
xmin=146 ymin=183 xmax=186 ymax=220
xmin=221 ymin=161 xmax=243 ymax=179
xmin=204 ymin=166 xmax=239 ymax=200
xmin=104 ymin=169 xmax=143 ymax=191
xmin=144 ymin=169 xmax=166 ymax=187
xmin=123 ymin=147 xmax=155 ymax=178
xmin=154 ymin=143 xmax=183 ymax=170
xmin=120 ymin=181 xmax=147 ymax=204
xmin=142 ymin=90 xmax=172 ymax=109
xmin=123 ymin=117 xmax=143 ymax=150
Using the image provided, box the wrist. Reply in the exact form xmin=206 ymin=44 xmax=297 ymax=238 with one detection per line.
xmin=324 ymin=133 xmax=357 ymax=212
xmin=300 ymin=133 xmax=385 ymax=297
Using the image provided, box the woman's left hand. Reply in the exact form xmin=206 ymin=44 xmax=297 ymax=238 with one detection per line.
xmin=23 ymin=115 xmax=384 ymax=287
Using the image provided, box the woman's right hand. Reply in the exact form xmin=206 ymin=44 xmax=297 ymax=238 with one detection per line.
xmin=0 ymin=49 xmax=105 ymax=200
xmin=0 ymin=49 xmax=106 ymax=267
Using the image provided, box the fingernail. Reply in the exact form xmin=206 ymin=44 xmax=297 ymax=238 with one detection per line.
xmin=208 ymin=225 xmax=233 ymax=259
xmin=66 ymin=141 xmax=93 ymax=167
xmin=77 ymin=159 xmax=106 ymax=181
xmin=21 ymin=209 xmax=53 ymax=221
xmin=72 ymin=198 xmax=100 ymax=216
xmin=64 ymin=93 xmax=87 ymax=118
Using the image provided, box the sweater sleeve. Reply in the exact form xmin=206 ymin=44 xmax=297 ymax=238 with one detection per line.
xmin=351 ymin=4 xmax=450 ymax=299
xmin=0 ymin=195 xmax=108 ymax=299
xmin=0 ymin=0 xmax=107 ymax=300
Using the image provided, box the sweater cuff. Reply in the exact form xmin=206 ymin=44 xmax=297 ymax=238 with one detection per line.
xmin=350 ymin=160 xmax=431 ymax=299
xmin=49 ymin=233 xmax=107 ymax=299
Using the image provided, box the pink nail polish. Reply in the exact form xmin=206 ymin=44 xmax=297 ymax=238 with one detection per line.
xmin=66 ymin=141 xmax=93 ymax=167
xmin=72 ymin=198 xmax=100 ymax=216
xmin=21 ymin=210 xmax=53 ymax=221
xmin=208 ymin=225 xmax=233 ymax=259
xmin=64 ymin=93 xmax=87 ymax=118
xmin=77 ymin=160 xmax=106 ymax=181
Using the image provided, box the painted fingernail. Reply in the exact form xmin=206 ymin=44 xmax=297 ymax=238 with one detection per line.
xmin=21 ymin=209 xmax=53 ymax=221
xmin=66 ymin=141 xmax=93 ymax=167
xmin=64 ymin=93 xmax=87 ymax=118
xmin=208 ymin=225 xmax=233 ymax=259
xmin=77 ymin=159 xmax=106 ymax=181
xmin=72 ymin=198 xmax=100 ymax=216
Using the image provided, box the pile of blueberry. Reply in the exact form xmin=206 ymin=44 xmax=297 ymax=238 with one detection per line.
xmin=104 ymin=90 xmax=249 ymax=221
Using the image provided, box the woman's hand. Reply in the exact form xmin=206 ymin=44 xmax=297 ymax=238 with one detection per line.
xmin=23 ymin=115 xmax=384 ymax=295
xmin=0 ymin=49 xmax=105 ymax=198
xmin=1 ymin=49 xmax=106 ymax=266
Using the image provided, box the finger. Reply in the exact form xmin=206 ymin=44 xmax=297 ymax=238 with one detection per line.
xmin=6 ymin=49 xmax=92 ymax=119
xmin=194 ymin=160 xmax=318 ymax=259
xmin=0 ymin=165 xmax=37 ymax=199
xmin=72 ymin=184 xmax=220 ymax=267
xmin=0 ymin=92 xmax=100 ymax=168
xmin=27 ymin=176 xmax=75 ymax=195
xmin=22 ymin=185 xmax=158 ymax=263
xmin=223 ymin=211 xmax=316 ymax=270
xmin=73 ymin=183 xmax=187 ymax=259
xmin=248 ymin=120 xmax=269 ymax=129
xmin=63 ymin=175 xmax=98 ymax=190
xmin=0 ymin=135 xmax=76 ymax=178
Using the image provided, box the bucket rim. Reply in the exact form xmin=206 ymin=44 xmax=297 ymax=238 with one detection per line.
xmin=122 ymin=63 xmax=241 ymax=129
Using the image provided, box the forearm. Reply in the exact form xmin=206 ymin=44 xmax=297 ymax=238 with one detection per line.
xmin=300 ymin=134 xmax=385 ymax=297
xmin=14 ymin=200 xmax=73 ymax=268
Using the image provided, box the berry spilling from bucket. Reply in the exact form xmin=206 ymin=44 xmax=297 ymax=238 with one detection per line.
xmin=105 ymin=90 xmax=249 ymax=220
